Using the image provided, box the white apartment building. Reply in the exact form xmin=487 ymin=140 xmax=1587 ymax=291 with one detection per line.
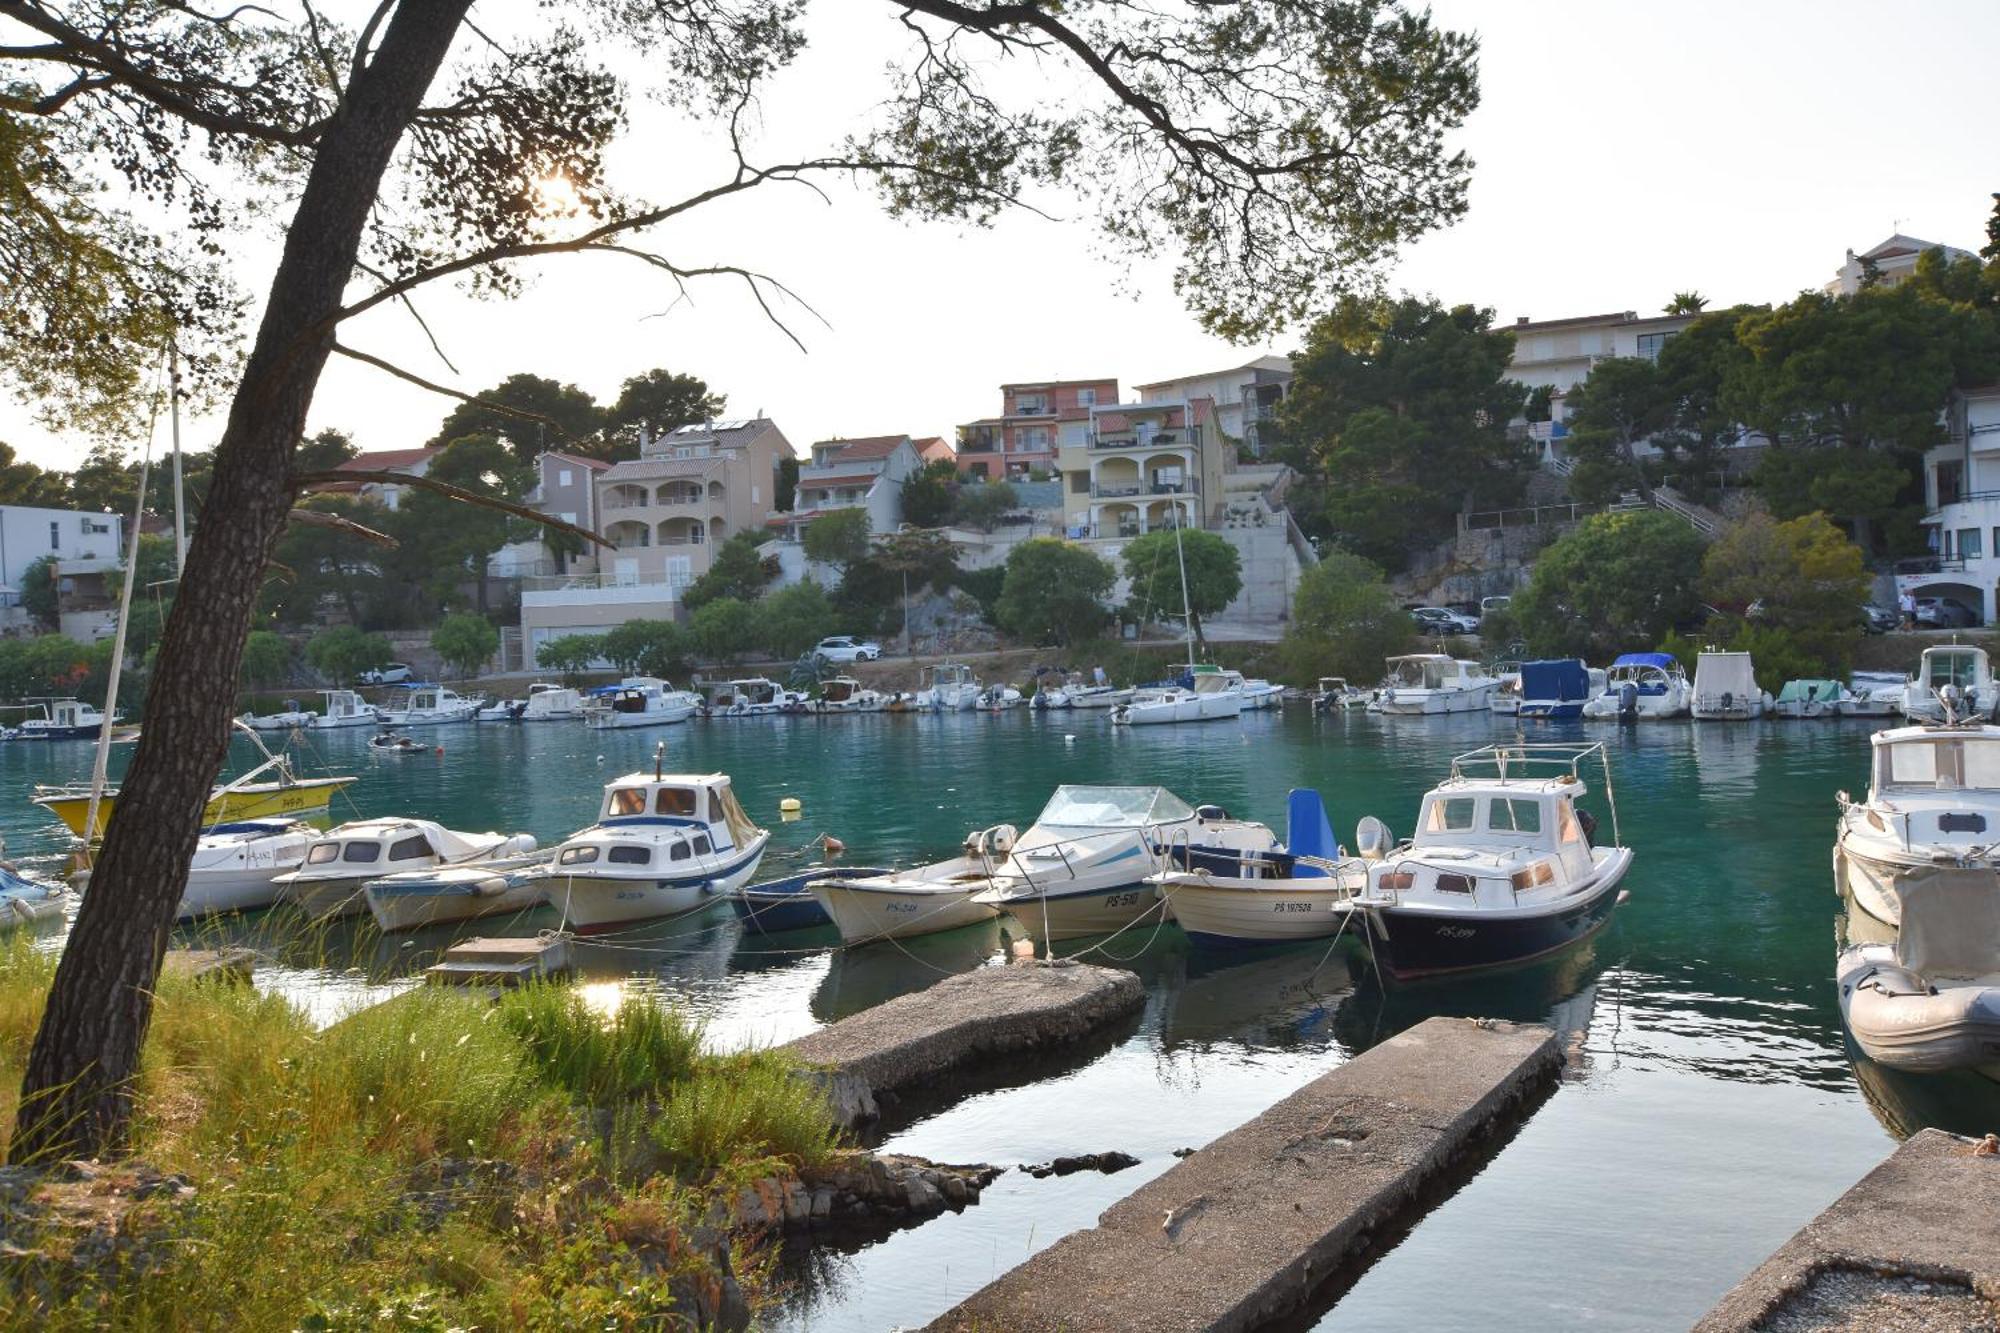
xmin=1825 ymin=233 xmax=1979 ymax=298
xmin=1132 ymin=354 xmax=1292 ymax=456
xmin=0 ymin=505 xmax=126 ymax=638
xmin=771 ymin=434 xmax=924 ymax=540
xmin=1501 ymin=309 xmax=1699 ymax=463
xmin=1912 ymin=385 xmax=2000 ymax=622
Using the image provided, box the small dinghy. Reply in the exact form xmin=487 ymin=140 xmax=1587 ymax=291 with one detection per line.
xmin=363 ymin=852 xmax=551 ymax=932
xmin=369 ymin=731 xmax=429 ymax=755
xmin=808 ymin=828 xmax=1012 ymax=945
xmin=1150 ymin=790 xmax=1359 ymax=947
xmin=1840 ymin=864 xmax=2000 ymax=1079
xmin=733 ymin=864 xmax=894 ymax=934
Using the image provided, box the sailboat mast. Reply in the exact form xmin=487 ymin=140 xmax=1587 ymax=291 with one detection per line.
xmin=1171 ymin=501 xmax=1194 ymax=673
xmin=81 ymin=439 xmax=155 ymax=848
xmin=168 ymin=341 xmax=186 ymax=574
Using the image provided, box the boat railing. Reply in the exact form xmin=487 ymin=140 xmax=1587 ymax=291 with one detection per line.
xmin=1446 ymin=742 xmax=1622 ymax=848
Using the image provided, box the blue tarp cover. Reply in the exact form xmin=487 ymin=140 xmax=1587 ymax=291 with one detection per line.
xmin=1521 ymin=658 xmax=1590 ymax=703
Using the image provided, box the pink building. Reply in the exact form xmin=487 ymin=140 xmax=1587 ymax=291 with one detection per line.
xmin=957 ymin=377 xmax=1118 ymax=479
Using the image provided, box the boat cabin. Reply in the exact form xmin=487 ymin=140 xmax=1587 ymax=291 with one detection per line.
xmin=706 ymin=678 xmax=782 ymax=708
xmin=597 ymin=772 xmax=759 ymax=848
xmin=1605 ymin=652 xmax=1685 ymax=694
xmin=1384 ymin=655 xmax=1480 ymax=690
xmin=291 ymin=819 xmax=480 ymax=878
xmin=821 ymin=677 xmax=864 ymax=704
xmin=1190 ymin=665 xmax=1245 ymax=696
xmin=1400 ymin=776 xmax=1598 ymax=890
xmin=24 ymin=699 xmax=108 ymax=732
xmin=319 ymin=689 xmax=370 ymax=723
xmin=1870 ymin=726 xmax=2000 ymax=796
xmin=925 ymin=662 xmax=975 ymax=689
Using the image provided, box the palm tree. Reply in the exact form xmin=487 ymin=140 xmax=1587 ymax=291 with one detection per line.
xmin=1665 ymin=291 xmax=1709 ymax=315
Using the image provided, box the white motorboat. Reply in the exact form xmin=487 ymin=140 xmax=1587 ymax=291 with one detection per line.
xmin=1376 ymin=654 xmax=1499 ymax=715
xmin=1112 ymin=676 xmax=1244 ymax=726
xmin=1342 ymin=743 xmax=1633 ymax=979
xmin=311 ymin=689 xmax=376 ymax=729
xmin=980 ymin=683 xmax=1026 ymax=710
xmin=176 ymin=818 xmax=314 ymax=919
xmin=1834 ymin=714 xmax=2000 ymax=933
xmin=1310 ymin=677 xmax=1370 ymax=712
xmin=242 ymin=699 xmax=317 ymax=731
xmin=704 ymin=677 xmax=808 ymax=716
xmin=521 ymin=682 xmax=586 ymax=721
xmin=584 ymin=676 xmax=700 ymax=729
xmin=1838 ymin=671 xmax=1908 ymax=719
xmin=535 ymin=767 xmax=768 ymax=931
xmin=374 ymin=684 xmax=480 ymax=726
xmin=1234 ymin=672 xmax=1286 ymax=710
xmin=816 ymin=677 xmax=887 ymax=712
xmin=364 ymin=852 xmax=551 ymax=932
xmin=1904 ymin=643 xmax=1997 ymax=722
xmin=913 ymin=661 xmax=981 ymax=712
xmin=808 ymin=826 xmax=1009 ymax=944
xmin=1151 ymin=789 xmax=1360 ymax=946
xmin=1690 ymin=649 xmax=1766 ymax=720
xmin=1580 ymin=652 xmax=1692 ymax=720
xmin=1488 ymin=667 xmax=1522 ymax=716
xmin=474 ymin=698 xmax=523 ymax=721
xmin=973 ymin=786 xmax=1277 ymax=943
xmin=1036 ymin=671 xmax=1131 ymax=709
xmin=1771 ymin=678 xmax=1848 ymax=719
xmin=1840 ymin=864 xmax=2000 ymax=1079
xmin=18 ymin=698 xmax=118 ymax=741
xmin=273 ymin=818 xmax=537 ymax=920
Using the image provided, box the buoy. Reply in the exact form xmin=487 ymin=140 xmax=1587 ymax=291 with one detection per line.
xmin=821 ymin=833 xmax=845 ymax=856
xmin=434 ymin=745 xmax=445 ymax=756
xmin=779 ymin=797 xmax=802 ymax=814
xmin=1064 ymin=733 xmax=1077 ymax=743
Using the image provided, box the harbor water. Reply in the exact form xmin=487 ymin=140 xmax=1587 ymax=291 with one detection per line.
xmin=0 ymin=708 xmax=1968 ymax=1330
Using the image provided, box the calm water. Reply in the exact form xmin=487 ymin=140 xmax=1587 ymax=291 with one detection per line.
xmin=0 ymin=709 xmax=1981 ymax=1330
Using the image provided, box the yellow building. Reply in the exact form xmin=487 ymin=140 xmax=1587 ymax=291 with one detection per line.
xmin=1058 ymin=397 xmax=1223 ymax=538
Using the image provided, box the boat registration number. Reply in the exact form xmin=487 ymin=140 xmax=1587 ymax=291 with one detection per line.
xmin=1103 ymin=891 xmax=1142 ymax=909
xmin=1272 ymin=902 xmax=1314 ymax=914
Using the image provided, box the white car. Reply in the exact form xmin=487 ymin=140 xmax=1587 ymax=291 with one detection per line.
xmin=812 ymin=636 xmax=882 ymax=664
xmin=1409 ymin=607 xmax=1478 ymax=636
xmin=358 ymin=662 xmax=414 ymax=685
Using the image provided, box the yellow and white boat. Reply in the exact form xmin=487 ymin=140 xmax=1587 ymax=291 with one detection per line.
xmin=32 ymin=726 xmax=355 ymax=839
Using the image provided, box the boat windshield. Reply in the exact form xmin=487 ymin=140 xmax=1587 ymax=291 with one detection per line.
xmin=1876 ymin=736 xmax=2000 ymax=791
xmin=1925 ymin=651 xmax=1985 ymax=690
xmin=1037 ymin=785 xmax=1194 ymax=827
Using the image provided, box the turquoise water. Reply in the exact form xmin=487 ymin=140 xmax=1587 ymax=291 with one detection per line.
xmin=0 ymin=709 xmax=1978 ymax=1329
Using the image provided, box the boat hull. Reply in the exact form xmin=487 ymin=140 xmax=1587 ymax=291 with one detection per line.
xmin=732 ymin=865 xmax=893 ymax=934
xmin=1378 ymin=684 xmax=1495 ymax=715
xmin=1361 ymin=866 xmax=1626 ymax=980
xmin=810 ymin=881 xmax=998 ymax=944
xmin=991 ymin=882 xmax=1165 ymax=942
xmin=584 ymin=704 xmax=696 ymax=729
xmin=364 ymin=874 xmax=547 ymax=933
xmin=1163 ymin=879 xmax=1352 ymax=947
xmin=1841 ymin=945 xmax=2000 ymax=1077
xmin=280 ymin=876 xmax=373 ymax=921
xmin=37 ymin=776 xmax=355 ymax=839
xmin=542 ymin=842 xmax=765 ymax=932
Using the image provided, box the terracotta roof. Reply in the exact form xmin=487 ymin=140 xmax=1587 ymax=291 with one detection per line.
xmin=796 ymin=473 xmax=880 ymax=490
xmin=914 ymin=436 xmax=954 ymax=460
xmin=1189 ymin=397 xmax=1215 ymax=427
xmin=338 ymin=446 xmax=440 ymax=472
xmin=810 ymin=434 xmax=908 ymax=462
xmin=545 ymin=450 xmax=610 ymax=471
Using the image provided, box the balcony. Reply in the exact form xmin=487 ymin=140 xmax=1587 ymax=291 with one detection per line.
xmin=1088 ymin=429 xmax=1195 ymax=450
xmin=1090 ymin=478 xmax=1196 ymax=499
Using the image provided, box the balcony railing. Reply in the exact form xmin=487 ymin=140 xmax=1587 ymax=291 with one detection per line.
xmin=520 ymin=571 xmax=686 ymax=593
xmin=1088 ymin=430 xmax=1195 ymax=450
xmin=1894 ymin=554 xmax=1971 ymax=575
xmin=1090 ymin=479 xmax=1196 ymax=498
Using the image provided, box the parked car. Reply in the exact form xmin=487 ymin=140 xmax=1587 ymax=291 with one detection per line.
xmin=1409 ymin=606 xmax=1479 ymax=636
xmin=357 ymin=662 xmax=413 ymax=685
xmin=1915 ymin=596 xmax=1982 ymax=629
xmin=1479 ymin=595 xmax=1512 ymax=617
xmin=812 ymin=636 xmax=883 ymax=663
xmin=1860 ymin=604 xmax=1898 ymax=635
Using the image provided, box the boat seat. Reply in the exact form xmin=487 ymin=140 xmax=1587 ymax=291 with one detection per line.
xmin=1895 ymin=865 xmax=2000 ymax=981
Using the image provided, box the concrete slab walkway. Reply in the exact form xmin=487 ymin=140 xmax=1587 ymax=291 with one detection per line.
xmin=781 ymin=959 xmax=1144 ymax=1129
xmin=926 ymin=1016 xmax=1560 ymax=1332
xmin=1696 ymin=1128 xmax=2000 ymax=1331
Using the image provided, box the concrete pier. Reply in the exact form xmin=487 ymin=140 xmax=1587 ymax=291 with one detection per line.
xmin=927 ymin=1017 xmax=1560 ymax=1333
xmin=160 ymin=947 xmax=257 ymax=985
xmin=1696 ymin=1128 xmax=2000 ymax=1331
xmin=781 ymin=960 xmax=1144 ymax=1129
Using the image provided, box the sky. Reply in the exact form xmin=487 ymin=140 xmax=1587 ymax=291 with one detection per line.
xmin=6 ymin=0 xmax=1999 ymax=469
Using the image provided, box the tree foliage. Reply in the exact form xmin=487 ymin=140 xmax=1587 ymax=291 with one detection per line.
xmin=690 ymin=597 xmax=758 ymax=663
xmin=1514 ymin=511 xmax=1706 ymax=660
xmin=899 ymin=459 xmax=957 ymax=529
xmin=1120 ymin=528 xmax=1242 ymax=645
xmin=803 ymin=508 xmax=871 ymax=574
xmin=429 ymin=374 xmax=603 ymax=464
xmin=1562 ymin=356 xmax=1671 ymax=504
xmin=19 ymin=555 xmax=57 ymax=631
xmin=537 ymin=634 xmax=605 ymax=684
xmin=431 ymin=613 xmax=499 ymax=678
xmin=995 ymin=539 xmax=1115 ymax=646
xmin=400 ymin=434 xmax=534 ymax=614
xmin=601 ymin=370 xmax=723 ymax=460
xmin=304 ymin=626 xmax=392 ymax=686
xmin=238 ymin=630 xmax=291 ymax=690
xmin=1281 ymin=296 xmax=1530 ymax=568
xmin=681 ymin=531 xmax=775 ymax=611
xmin=951 ymin=479 xmax=1017 ymax=532
xmin=755 ymin=580 xmax=837 ymax=659
xmin=1700 ymin=510 xmax=1868 ymax=679
xmin=1279 ymin=551 xmax=1414 ymax=683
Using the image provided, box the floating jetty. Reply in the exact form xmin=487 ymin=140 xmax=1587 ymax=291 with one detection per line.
xmin=423 ymin=934 xmax=572 ymax=987
xmin=927 ymin=1017 xmax=1560 ymax=1333
xmin=781 ymin=959 xmax=1144 ymax=1129
xmin=1696 ymin=1128 xmax=2000 ymax=1330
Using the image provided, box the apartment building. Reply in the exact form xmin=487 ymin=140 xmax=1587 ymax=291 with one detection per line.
xmin=330 ymin=445 xmax=441 ymax=510
xmin=958 ymin=377 xmax=1118 ymax=479
xmin=1057 ymin=396 xmax=1224 ymax=539
xmin=519 ymin=418 xmax=792 ymax=667
xmin=1911 ymin=385 xmax=2000 ymax=621
xmin=0 ymin=505 xmax=124 ymax=638
xmin=489 ymin=450 xmax=609 ymax=578
xmin=772 ymin=434 xmax=925 ymax=538
xmin=1132 ymin=355 xmax=1293 ymax=456
xmin=1501 ymin=310 xmax=1699 ymax=464
xmin=1826 ymin=233 xmax=1979 ymax=297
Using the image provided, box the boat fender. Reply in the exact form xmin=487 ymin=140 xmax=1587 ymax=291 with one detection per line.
xmin=473 ymin=876 xmax=508 ymax=897
xmin=819 ymin=833 xmax=845 ymax=857
xmin=434 ymin=745 xmax=445 ymax=756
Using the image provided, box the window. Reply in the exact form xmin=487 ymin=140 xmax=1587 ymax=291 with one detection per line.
xmin=1963 ymin=743 xmax=2000 ymax=790
xmin=607 ymin=846 xmax=651 ymax=865
xmin=1991 ymin=526 xmax=1999 ymax=558
xmin=341 ymin=842 xmax=382 ymax=863
xmin=1490 ymin=799 xmax=1542 ymax=834
xmin=307 ymin=842 xmax=340 ymax=864
xmin=692 ymin=834 xmax=712 ymax=854
xmin=388 ymin=836 xmax=431 ymax=861
xmin=1635 ymin=332 xmax=1677 ymax=362
xmin=1427 ymin=798 xmax=1477 ymax=832
xmin=558 ymin=845 xmax=600 ymax=865
xmin=669 ymin=841 xmax=692 ymax=862
xmin=1887 ymin=742 xmax=1938 ymax=786
xmin=1961 ymin=528 xmax=1984 ymax=560
xmin=656 ymin=788 xmax=697 ymax=816
xmin=1076 ymin=387 xmax=1097 ymax=406
xmin=611 ymin=788 xmax=647 ymax=815
xmin=1938 ymin=460 xmax=1966 ymax=506
xmin=558 ymin=468 xmax=574 ymax=487
xmin=48 ymin=521 xmax=59 ymax=551
xmin=1070 ymin=472 xmax=1090 ymax=494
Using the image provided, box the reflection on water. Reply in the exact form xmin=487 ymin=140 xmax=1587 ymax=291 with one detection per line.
xmin=0 ymin=710 xmax=1971 ymax=1330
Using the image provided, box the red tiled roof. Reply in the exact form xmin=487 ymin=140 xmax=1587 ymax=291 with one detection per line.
xmin=811 ymin=434 xmax=908 ymax=463
xmin=1188 ymin=396 xmax=1215 ymax=427
xmin=797 ymin=473 xmax=879 ymax=490
xmin=338 ymin=446 xmax=440 ymax=472
xmin=914 ymin=436 xmax=954 ymax=461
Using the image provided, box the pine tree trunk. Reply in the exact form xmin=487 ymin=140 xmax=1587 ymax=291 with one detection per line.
xmin=10 ymin=2 xmax=473 ymax=1163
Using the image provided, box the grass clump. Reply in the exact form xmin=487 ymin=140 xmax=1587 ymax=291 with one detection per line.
xmin=496 ymin=983 xmax=702 ymax=1105
xmin=652 ymin=1051 xmax=842 ymax=1176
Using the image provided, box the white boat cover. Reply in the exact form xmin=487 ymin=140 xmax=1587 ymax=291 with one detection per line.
xmin=1896 ymin=865 xmax=2000 ymax=979
xmin=1693 ymin=652 xmax=1758 ymax=701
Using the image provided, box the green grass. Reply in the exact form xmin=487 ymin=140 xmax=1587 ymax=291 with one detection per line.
xmin=0 ymin=946 xmax=845 ymax=1329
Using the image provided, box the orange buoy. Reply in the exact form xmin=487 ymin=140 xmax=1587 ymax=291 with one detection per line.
xmin=434 ymin=745 xmax=445 ymax=756
xmin=821 ymin=833 xmax=846 ymax=856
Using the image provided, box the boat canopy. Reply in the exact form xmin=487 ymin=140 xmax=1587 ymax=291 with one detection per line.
xmin=1872 ymin=729 xmax=2000 ymax=793
xmin=1693 ymin=651 xmax=1759 ymax=698
xmin=1036 ymin=785 xmax=1195 ymax=828
xmin=1610 ymin=652 xmax=1677 ymax=671
xmin=1521 ymin=659 xmax=1591 ymax=703
xmin=1774 ymin=679 xmax=1842 ymax=704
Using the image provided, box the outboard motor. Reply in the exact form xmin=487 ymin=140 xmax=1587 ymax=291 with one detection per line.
xmin=1354 ymin=815 xmax=1393 ymax=862
xmin=1617 ymin=681 xmax=1639 ymax=719
xmin=1940 ymin=683 xmax=1962 ymax=725
xmin=1194 ymin=804 xmax=1230 ymax=823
